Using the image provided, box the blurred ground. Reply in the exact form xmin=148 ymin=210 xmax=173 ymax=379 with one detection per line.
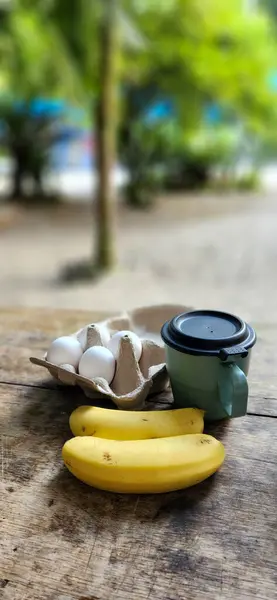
xmin=0 ymin=192 xmax=276 ymax=325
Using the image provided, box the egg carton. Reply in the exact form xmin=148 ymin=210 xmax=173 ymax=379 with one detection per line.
xmin=30 ymin=303 xmax=190 ymax=410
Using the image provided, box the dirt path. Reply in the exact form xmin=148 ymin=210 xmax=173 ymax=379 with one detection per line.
xmin=0 ymin=192 xmax=276 ymax=324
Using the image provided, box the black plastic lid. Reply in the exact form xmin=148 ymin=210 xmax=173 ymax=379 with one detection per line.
xmin=161 ymin=310 xmax=256 ymax=359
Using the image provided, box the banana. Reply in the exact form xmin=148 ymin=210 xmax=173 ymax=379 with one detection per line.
xmin=62 ymin=434 xmax=225 ymax=494
xmin=69 ymin=405 xmax=204 ymax=440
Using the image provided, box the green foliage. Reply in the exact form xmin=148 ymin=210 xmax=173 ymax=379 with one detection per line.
xmin=263 ymin=0 xmax=277 ymax=20
xmin=2 ymin=0 xmax=277 ymax=134
xmin=211 ymin=171 xmax=260 ymax=192
xmin=124 ymin=0 xmax=277 ymax=133
xmin=118 ymin=0 xmax=277 ymax=205
xmin=162 ymin=127 xmax=240 ymax=191
xmin=0 ymin=99 xmax=58 ymax=198
xmin=119 ymin=120 xmax=165 ymax=208
xmin=0 ymin=0 xmax=88 ymax=199
xmin=119 ymin=119 xmax=241 ymax=205
xmin=235 ymin=172 xmax=260 ymax=191
xmin=1 ymin=0 xmax=277 ymax=206
xmin=0 ymin=2 xmax=83 ymax=100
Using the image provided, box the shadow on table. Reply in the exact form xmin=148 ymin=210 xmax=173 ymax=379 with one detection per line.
xmin=20 ymin=381 xmax=232 ymax=445
xmin=18 ymin=384 xmax=229 ymax=538
xmin=46 ymin=455 xmax=222 ymax=534
xmin=19 ymin=383 xmax=115 ymax=445
xmin=204 ymin=418 xmax=231 ymax=441
xmin=42 ymin=467 xmax=224 ymax=577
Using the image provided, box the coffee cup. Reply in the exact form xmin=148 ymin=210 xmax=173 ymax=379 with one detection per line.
xmin=161 ymin=309 xmax=256 ymax=421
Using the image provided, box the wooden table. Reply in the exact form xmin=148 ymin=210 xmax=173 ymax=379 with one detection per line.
xmin=1 ymin=308 xmax=276 ymax=600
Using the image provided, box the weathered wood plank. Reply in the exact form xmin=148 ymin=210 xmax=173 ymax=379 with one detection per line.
xmin=248 ymin=393 xmax=277 ymax=417
xmin=1 ymin=383 xmax=276 ymax=600
xmin=0 ymin=308 xmax=109 ymax=386
xmin=0 ymin=308 xmax=276 ymax=416
xmin=246 ymin=325 xmax=277 ymax=415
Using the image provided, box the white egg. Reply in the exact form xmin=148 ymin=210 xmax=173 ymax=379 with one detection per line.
xmin=78 ymin=346 xmax=115 ymax=384
xmin=46 ymin=336 xmax=82 ymax=369
xmin=60 ymin=363 xmax=76 ymax=374
xmin=108 ymin=330 xmax=142 ymax=361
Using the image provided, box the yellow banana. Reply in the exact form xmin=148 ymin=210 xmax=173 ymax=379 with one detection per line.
xmin=69 ymin=405 xmax=204 ymax=440
xmin=62 ymin=434 xmax=225 ymax=494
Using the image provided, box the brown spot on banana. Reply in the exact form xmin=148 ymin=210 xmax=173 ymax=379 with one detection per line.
xmin=103 ymin=452 xmax=113 ymax=462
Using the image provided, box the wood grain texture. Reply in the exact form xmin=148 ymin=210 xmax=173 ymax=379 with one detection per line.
xmin=1 ymin=383 xmax=277 ymax=600
xmin=0 ymin=308 xmax=277 ymax=600
xmin=0 ymin=307 xmax=276 ymax=415
xmin=0 ymin=308 xmax=110 ymax=386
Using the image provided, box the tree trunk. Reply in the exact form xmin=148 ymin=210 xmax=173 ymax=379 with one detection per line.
xmin=33 ymin=164 xmax=45 ymax=198
xmin=11 ymin=155 xmax=25 ymax=200
xmin=94 ymin=0 xmax=118 ymax=271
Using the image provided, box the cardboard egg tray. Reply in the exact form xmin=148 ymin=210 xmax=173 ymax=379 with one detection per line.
xmin=30 ymin=304 xmax=190 ymax=410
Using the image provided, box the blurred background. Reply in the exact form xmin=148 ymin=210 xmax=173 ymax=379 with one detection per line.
xmin=1 ymin=0 xmax=277 ymax=323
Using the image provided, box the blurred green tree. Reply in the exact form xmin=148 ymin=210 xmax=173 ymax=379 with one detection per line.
xmin=1 ymin=0 xmax=277 ymax=265
xmin=263 ymin=0 xmax=277 ymax=20
xmin=118 ymin=0 xmax=277 ymax=204
xmin=0 ymin=0 xmax=119 ymax=270
xmin=45 ymin=0 xmax=141 ymax=269
xmin=0 ymin=0 xmax=83 ymax=198
xmin=125 ymin=0 xmax=277 ymax=127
